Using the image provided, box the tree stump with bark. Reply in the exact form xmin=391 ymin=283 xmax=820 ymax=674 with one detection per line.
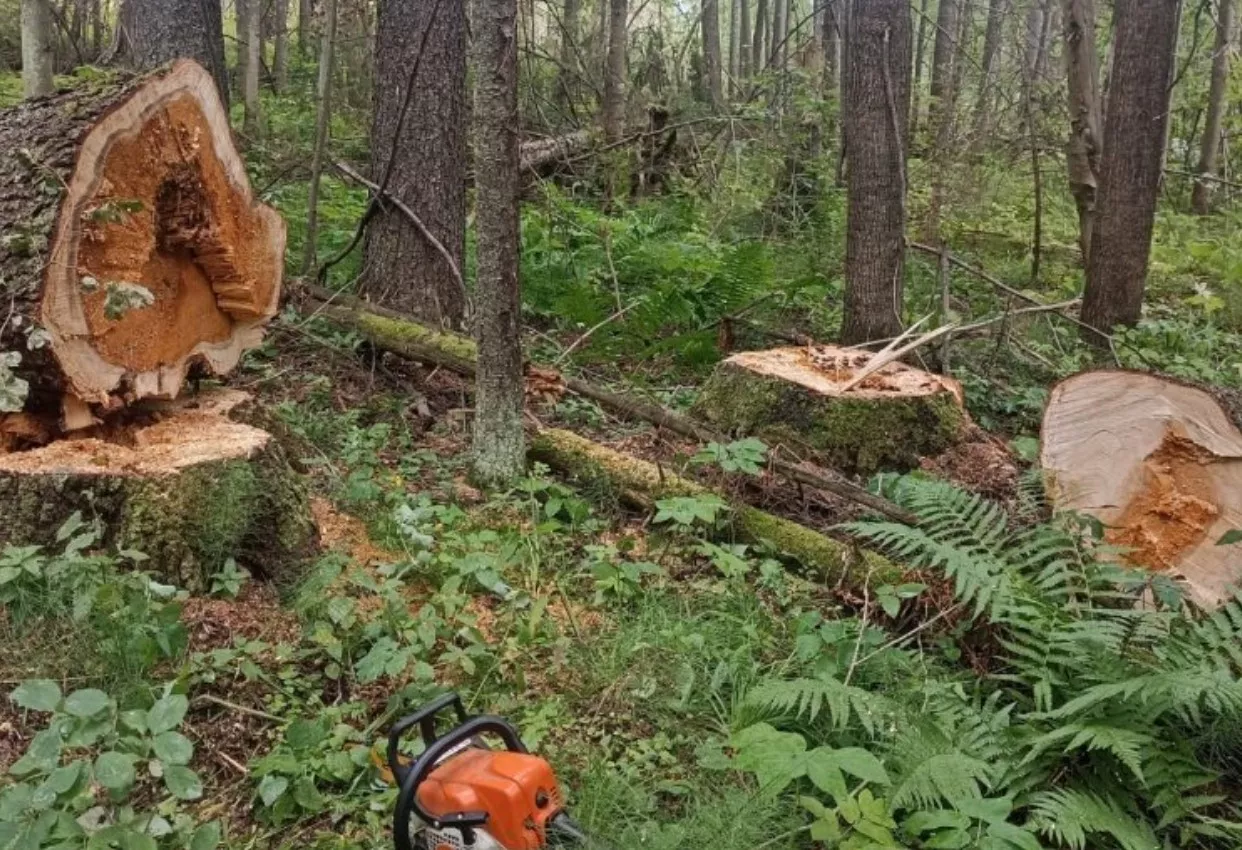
xmin=1041 ymin=371 xmax=1242 ymax=607
xmin=0 ymin=61 xmax=284 ymax=433
xmin=692 ymin=346 xmax=967 ymax=473
xmin=0 ymin=62 xmax=312 ymax=589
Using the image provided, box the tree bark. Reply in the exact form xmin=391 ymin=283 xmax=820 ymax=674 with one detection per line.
xmin=703 ymin=0 xmax=724 ymax=108
xmin=753 ymin=0 xmax=767 ymax=72
xmin=1061 ymin=0 xmax=1102 ymax=260
xmin=1081 ymin=0 xmax=1180 ymax=336
xmin=301 ymin=0 xmax=336 ymax=277
xmin=273 ymin=0 xmax=290 ymax=92
xmin=729 ymin=0 xmax=741 ymax=94
xmin=243 ymin=0 xmax=263 ymax=137
xmin=910 ymin=0 xmax=931 ymax=136
xmin=1192 ymin=0 xmax=1234 ymax=214
xmin=930 ymin=0 xmax=959 ymax=105
xmin=771 ymin=0 xmax=787 ymax=67
xmin=471 ymin=0 xmax=525 ymax=486
xmin=841 ymin=0 xmax=912 ymax=345
xmin=110 ymin=0 xmax=230 ymax=109
xmin=555 ymin=0 xmax=580 ymax=109
xmin=823 ymin=0 xmax=839 ymax=92
xmin=360 ymin=0 xmax=467 ymax=328
xmin=970 ymin=0 xmax=1006 ymax=145
xmin=0 ymin=62 xmax=284 ymax=426
xmin=236 ymin=0 xmax=251 ymax=97
xmin=298 ymin=0 xmax=312 ymax=52
xmin=602 ymin=0 xmax=628 ymax=142
xmin=740 ymin=0 xmax=752 ymax=78
xmin=21 ymin=0 xmax=55 ymax=98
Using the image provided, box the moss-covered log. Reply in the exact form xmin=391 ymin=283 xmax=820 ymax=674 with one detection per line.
xmin=692 ymin=347 xmax=967 ymax=473
xmin=0 ymin=61 xmax=284 ymax=431
xmin=529 ymin=427 xmax=898 ymax=586
xmin=0 ymin=391 xmax=315 ymax=591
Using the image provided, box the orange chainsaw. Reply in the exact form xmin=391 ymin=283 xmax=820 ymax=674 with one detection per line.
xmin=387 ymin=693 xmax=591 ymax=850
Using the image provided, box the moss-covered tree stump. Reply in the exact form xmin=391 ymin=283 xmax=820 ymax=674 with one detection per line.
xmin=691 ymin=346 xmax=967 ymax=473
xmin=0 ymin=390 xmax=316 ymax=591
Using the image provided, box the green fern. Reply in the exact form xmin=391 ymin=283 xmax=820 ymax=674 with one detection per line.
xmin=1028 ymin=788 xmax=1159 ymax=850
xmin=745 ymin=675 xmax=890 ymax=736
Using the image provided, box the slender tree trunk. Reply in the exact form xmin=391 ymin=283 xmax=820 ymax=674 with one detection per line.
xmin=930 ymin=0 xmax=959 ymax=105
xmin=471 ymin=0 xmax=524 ymax=486
xmin=729 ymin=0 xmax=741 ymax=94
xmin=841 ymin=0 xmax=912 ymax=345
xmin=910 ymin=0 xmax=931 ymax=136
xmin=971 ymin=0 xmax=1006 ymax=144
xmin=836 ymin=0 xmax=851 ymax=183
xmin=236 ymin=0 xmax=251 ymax=96
xmin=298 ymin=0 xmax=311 ymax=52
xmin=272 ymin=0 xmax=289 ymax=92
xmin=824 ymin=0 xmax=839 ymax=91
xmin=1062 ymin=0 xmax=1102 ymax=259
xmin=740 ymin=0 xmax=751 ymax=78
xmin=703 ymin=0 xmax=724 ymax=107
xmin=602 ymin=0 xmax=628 ymax=142
xmin=243 ymin=0 xmax=262 ymax=136
xmin=21 ymin=0 xmax=55 ymax=97
xmin=1081 ymin=0 xmax=1180 ymax=336
xmin=771 ymin=0 xmax=786 ymax=66
xmin=753 ymin=0 xmax=767 ymax=71
xmin=1192 ymin=0 xmax=1234 ymax=213
xmin=110 ymin=0 xmax=230 ymax=108
xmin=90 ymin=0 xmax=103 ymax=56
xmin=361 ymin=0 xmax=467 ymax=327
xmin=555 ymin=0 xmax=580 ymax=108
xmin=301 ymin=0 xmax=336 ymax=276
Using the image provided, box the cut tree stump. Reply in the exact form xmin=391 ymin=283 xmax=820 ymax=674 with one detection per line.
xmin=0 ymin=61 xmax=284 ymax=435
xmin=530 ymin=428 xmax=898 ymax=586
xmin=0 ymin=389 xmax=316 ymax=591
xmin=1041 ymin=371 xmax=1242 ymax=607
xmin=691 ymin=346 xmax=968 ymax=473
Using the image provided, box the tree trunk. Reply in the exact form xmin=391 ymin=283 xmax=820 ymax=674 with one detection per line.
xmin=910 ymin=0 xmax=931 ymax=137
xmin=703 ymin=0 xmax=724 ymax=108
xmin=753 ymin=0 xmax=767 ymax=72
xmin=823 ymin=0 xmax=839 ymax=92
xmin=930 ymin=0 xmax=959 ymax=105
xmin=729 ymin=0 xmax=741 ymax=94
xmin=555 ymin=0 xmax=580 ymax=109
xmin=110 ymin=0 xmax=230 ymax=109
xmin=602 ymin=0 xmax=628 ymax=142
xmin=91 ymin=0 xmax=103 ymax=57
xmin=21 ymin=0 xmax=55 ymax=98
xmin=739 ymin=0 xmax=752 ymax=78
xmin=970 ymin=0 xmax=1006 ymax=145
xmin=1192 ymin=0 xmax=1234 ymax=214
xmin=771 ymin=0 xmax=786 ymax=67
xmin=1080 ymin=0 xmax=1180 ymax=336
xmin=298 ymin=0 xmax=311 ymax=52
xmin=0 ymin=62 xmax=285 ymax=429
xmin=272 ymin=0 xmax=289 ymax=92
xmin=243 ymin=0 xmax=262 ymax=137
xmin=471 ymin=0 xmax=525 ymax=486
xmin=301 ymin=0 xmax=336 ymax=277
xmin=1062 ymin=0 xmax=1102 ymax=260
xmin=235 ymin=0 xmax=251 ymax=97
xmin=360 ymin=0 xmax=467 ymax=327
xmin=841 ymin=0 xmax=912 ymax=345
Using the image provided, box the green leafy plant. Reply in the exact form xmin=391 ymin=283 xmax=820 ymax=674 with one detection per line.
xmin=691 ymin=438 xmax=770 ymax=476
xmin=251 ymin=713 xmax=371 ymax=824
xmin=209 ymin=558 xmax=250 ymax=599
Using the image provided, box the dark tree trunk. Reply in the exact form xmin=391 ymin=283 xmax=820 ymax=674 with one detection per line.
xmin=823 ymin=0 xmax=839 ymax=92
xmin=301 ymin=0 xmax=336 ymax=276
xmin=740 ymin=0 xmax=752 ymax=78
xmin=703 ymin=0 xmax=724 ymax=107
xmin=360 ymin=0 xmax=467 ymax=328
xmin=555 ymin=0 xmax=580 ymax=109
xmin=602 ymin=0 xmax=628 ymax=142
xmin=970 ymin=0 xmax=1006 ymax=144
xmin=273 ymin=0 xmax=290 ymax=92
xmin=930 ymin=0 xmax=959 ymax=104
xmin=729 ymin=0 xmax=741 ymax=93
xmin=1062 ymin=0 xmax=1102 ymax=259
xmin=771 ymin=0 xmax=787 ymax=67
xmin=841 ymin=0 xmax=911 ymax=345
xmin=298 ymin=0 xmax=312 ymax=52
xmin=1192 ymin=0 xmax=1233 ymax=213
xmin=111 ymin=0 xmax=229 ymax=108
xmin=471 ymin=0 xmax=524 ymax=485
xmin=753 ymin=0 xmax=767 ymax=71
xmin=1081 ymin=0 xmax=1180 ymax=336
xmin=235 ymin=0 xmax=251 ymax=97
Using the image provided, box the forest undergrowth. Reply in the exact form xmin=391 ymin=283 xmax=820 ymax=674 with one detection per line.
xmin=3 ymin=67 xmax=1242 ymax=850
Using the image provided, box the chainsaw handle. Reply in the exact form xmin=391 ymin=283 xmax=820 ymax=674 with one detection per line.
xmin=387 ymin=692 xmax=471 ymax=785
xmin=392 ymin=715 xmax=529 ymax=850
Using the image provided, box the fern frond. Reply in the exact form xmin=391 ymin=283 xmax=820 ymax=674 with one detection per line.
xmin=888 ymin=750 xmax=993 ymax=811
xmin=1022 ymin=723 xmax=1152 ymax=784
xmin=1028 ymin=788 xmax=1159 ymax=850
xmin=745 ymin=676 xmax=890 ymax=736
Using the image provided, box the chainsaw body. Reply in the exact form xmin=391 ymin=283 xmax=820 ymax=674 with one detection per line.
xmin=388 ymin=694 xmax=584 ymax=850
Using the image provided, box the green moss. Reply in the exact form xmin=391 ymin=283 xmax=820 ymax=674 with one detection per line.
xmin=692 ymin=362 xmax=966 ymax=474
xmin=354 ymin=311 xmax=479 ymax=370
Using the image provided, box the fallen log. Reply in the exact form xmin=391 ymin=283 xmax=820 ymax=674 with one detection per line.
xmin=0 ymin=389 xmax=316 ymax=591
xmin=529 ymin=428 xmax=898 ymax=584
xmin=0 ymin=60 xmax=285 ymax=431
xmin=303 ymin=286 xmax=915 ymax=523
xmin=1041 ymin=371 xmax=1242 ymax=607
xmin=692 ymin=346 xmax=968 ymax=473
xmin=520 ymin=130 xmax=592 ymax=174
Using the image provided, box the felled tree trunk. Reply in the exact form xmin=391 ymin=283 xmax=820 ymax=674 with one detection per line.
xmin=692 ymin=346 xmax=967 ymax=473
xmin=1041 ymin=371 xmax=1242 ymax=607
xmin=0 ymin=60 xmax=285 ymax=433
xmin=529 ymin=428 xmax=897 ymax=585
xmin=0 ymin=390 xmax=316 ymax=591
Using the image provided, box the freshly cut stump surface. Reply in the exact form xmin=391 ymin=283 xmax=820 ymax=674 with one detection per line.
xmin=0 ymin=60 xmax=284 ymax=435
xmin=0 ymin=390 xmax=316 ymax=591
xmin=1041 ymin=371 xmax=1242 ymax=607
xmin=692 ymin=346 xmax=967 ymax=473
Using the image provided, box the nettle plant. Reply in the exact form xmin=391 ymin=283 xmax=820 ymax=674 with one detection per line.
xmin=2 ymin=683 xmax=219 ymax=850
